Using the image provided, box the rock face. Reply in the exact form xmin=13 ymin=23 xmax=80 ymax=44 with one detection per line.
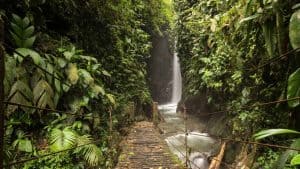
xmin=189 ymin=152 xmax=209 ymax=169
xmin=148 ymin=35 xmax=173 ymax=104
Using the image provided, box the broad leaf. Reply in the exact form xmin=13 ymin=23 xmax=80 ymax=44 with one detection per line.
xmin=50 ymin=128 xmax=77 ymax=151
xmin=91 ymin=84 xmax=105 ymax=97
xmin=291 ymin=154 xmax=300 ymax=166
xmin=4 ymin=56 xmax=16 ymax=95
xmin=10 ymin=22 xmax=22 ymax=37
xmin=67 ymin=63 xmax=79 ymax=85
xmin=23 ymin=26 xmax=34 ymax=38
xmin=287 ymin=68 xmax=300 ymax=107
xmin=106 ymin=94 xmax=116 ymax=105
xmin=57 ymin=57 xmax=67 ymax=68
xmin=14 ymin=48 xmax=41 ymax=65
xmin=102 ymin=70 xmax=111 ymax=77
xmin=69 ymin=96 xmax=89 ymax=112
xmin=13 ymin=138 xmax=33 ymax=153
xmin=78 ymin=69 xmax=94 ymax=85
xmin=9 ymin=80 xmax=33 ymax=100
xmin=33 ymin=80 xmax=55 ymax=109
xmin=289 ymin=10 xmax=300 ymax=49
xmin=12 ymin=14 xmax=23 ymax=27
xmin=254 ymin=129 xmax=300 ymax=140
xmin=23 ymin=36 xmax=36 ymax=48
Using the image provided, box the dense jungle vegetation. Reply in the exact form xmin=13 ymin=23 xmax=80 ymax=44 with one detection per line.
xmin=2 ymin=0 xmax=300 ymax=168
xmin=0 ymin=0 xmax=172 ymax=168
xmin=174 ymin=0 xmax=300 ymax=168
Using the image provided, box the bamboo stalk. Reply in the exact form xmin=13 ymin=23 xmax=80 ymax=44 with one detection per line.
xmin=208 ymin=142 xmax=226 ymax=169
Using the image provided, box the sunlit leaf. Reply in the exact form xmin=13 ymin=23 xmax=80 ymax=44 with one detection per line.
xmin=254 ymin=129 xmax=300 ymax=140
xmin=289 ymin=9 xmax=300 ymax=49
xmin=291 ymin=154 xmax=300 ymax=166
xmin=50 ymin=128 xmax=77 ymax=151
xmin=14 ymin=48 xmax=41 ymax=65
xmin=287 ymin=68 xmax=300 ymax=107
xmin=106 ymin=94 xmax=115 ymax=105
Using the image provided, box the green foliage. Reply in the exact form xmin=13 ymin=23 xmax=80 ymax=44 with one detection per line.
xmin=254 ymin=129 xmax=300 ymax=168
xmin=50 ymin=127 xmax=77 ymax=151
xmin=10 ymin=14 xmax=36 ymax=48
xmin=254 ymin=129 xmax=300 ymax=140
xmin=289 ymin=9 xmax=300 ymax=50
xmin=288 ymin=68 xmax=300 ymax=107
xmin=291 ymin=154 xmax=300 ymax=166
xmin=14 ymin=48 xmax=41 ymax=65
xmin=174 ymin=0 xmax=299 ymax=168
xmin=2 ymin=0 xmax=171 ymax=167
xmin=256 ymin=149 xmax=280 ymax=169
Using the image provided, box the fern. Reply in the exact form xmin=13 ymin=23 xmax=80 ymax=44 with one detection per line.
xmin=75 ymin=135 xmax=103 ymax=166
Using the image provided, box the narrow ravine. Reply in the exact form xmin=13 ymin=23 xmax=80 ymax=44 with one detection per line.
xmin=157 ymin=52 xmax=221 ymax=169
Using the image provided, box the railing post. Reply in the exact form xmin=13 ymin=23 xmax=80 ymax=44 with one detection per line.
xmin=184 ymin=106 xmax=188 ymax=168
xmin=0 ymin=16 xmax=5 ymax=169
xmin=152 ymin=102 xmax=158 ymax=125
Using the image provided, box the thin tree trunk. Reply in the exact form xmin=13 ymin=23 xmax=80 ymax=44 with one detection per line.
xmin=273 ymin=0 xmax=287 ymax=55
xmin=0 ymin=16 xmax=5 ymax=169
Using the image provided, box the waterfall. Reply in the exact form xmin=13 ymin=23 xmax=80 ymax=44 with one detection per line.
xmin=171 ymin=53 xmax=182 ymax=103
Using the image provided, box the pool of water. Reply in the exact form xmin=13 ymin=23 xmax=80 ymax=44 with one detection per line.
xmin=158 ymin=103 xmax=221 ymax=169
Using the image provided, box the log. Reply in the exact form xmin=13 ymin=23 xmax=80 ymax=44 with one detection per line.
xmin=208 ymin=142 xmax=226 ymax=169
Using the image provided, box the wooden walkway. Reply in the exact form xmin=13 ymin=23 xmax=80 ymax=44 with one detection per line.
xmin=115 ymin=121 xmax=183 ymax=169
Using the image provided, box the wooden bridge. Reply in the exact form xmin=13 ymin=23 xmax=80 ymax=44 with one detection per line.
xmin=115 ymin=121 xmax=183 ymax=169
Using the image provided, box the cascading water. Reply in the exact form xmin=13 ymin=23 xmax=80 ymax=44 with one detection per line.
xmin=171 ymin=53 xmax=182 ymax=103
xmin=157 ymin=50 xmax=220 ymax=169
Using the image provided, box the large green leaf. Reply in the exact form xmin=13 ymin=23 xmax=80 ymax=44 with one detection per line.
xmin=291 ymin=154 xmax=300 ymax=166
xmin=4 ymin=55 xmax=16 ymax=95
xmin=67 ymin=63 xmax=79 ymax=85
xmin=287 ymin=68 xmax=300 ymax=107
xmin=33 ymin=79 xmax=55 ymax=109
xmin=50 ymin=128 xmax=78 ymax=152
xmin=13 ymin=138 xmax=33 ymax=153
xmin=9 ymin=80 xmax=33 ymax=100
xmin=10 ymin=22 xmax=22 ymax=37
xmin=289 ymin=9 xmax=300 ymax=49
xmin=106 ymin=94 xmax=116 ymax=106
xmin=12 ymin=14 xmax=23 ymax=27
xmin=10 ymin=14 xmax=36 ymax=48
xmin=78 ymin=69 xmax=94 ymax=85
xmin=69 ymin=96 xmax=89 ymax=112
xmin=90 ymin=84 xmax=105 ymax=98
xmin=14 ymin=48 xmax=41 ymax=65
xmin=254 ymin=129 xmax=300 ymax=140
xmin=23 ymin=26 xmax=35 ymax=38
xmin=23 ymin=36 xmax=36 ymax=48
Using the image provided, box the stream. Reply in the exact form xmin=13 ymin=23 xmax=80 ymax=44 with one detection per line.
xmin=157 ymin=53 xmax=221 ymax=169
